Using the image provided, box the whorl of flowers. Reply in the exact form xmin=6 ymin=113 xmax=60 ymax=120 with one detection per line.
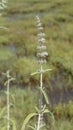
xmin=36 ymin=15 xmax=48 ymax=64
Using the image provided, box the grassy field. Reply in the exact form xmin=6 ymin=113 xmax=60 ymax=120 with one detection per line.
xmin=0 ymin=0 xmax=73 ymax=129
xmin=0 ymin=88 xmax=73 ymax=130
xmin=0 ymin=0 xmax=73 ymax=88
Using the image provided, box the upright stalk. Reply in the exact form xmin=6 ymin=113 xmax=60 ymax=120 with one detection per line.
xmin=2 ymin=70 xmax=15 ymax=130
xmin=31 ymin=15 xmax=52 ymax=130
xmin=7 ymin=71 xmax=10 ymax=130
xmin=40 ymin=65 xmax=43 ymax=90
xmin=37 ymin=65 xmax=43 ymax=130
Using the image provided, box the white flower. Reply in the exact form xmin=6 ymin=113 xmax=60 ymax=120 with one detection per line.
xmin=38 ymin=33 xmax=45 ymax=37
xmin=36 ymin=19 xmax=41 ymax=24
xmin=37 ymin=52 xmax=48 ymax=57
xmin=37 ymin=45 xmax=46 ymax=49
xmin=38 ymin=38 xmax=46 ymax=43
xmin=38 ymin=26 xmax=43 ymax=30
xmin=37 ymin=22 xmax=42 ymax=27
xmin=36 ymin=15 xmax=40 ymax=20
xmin=42 ymin=52 xmax=48 ymax=56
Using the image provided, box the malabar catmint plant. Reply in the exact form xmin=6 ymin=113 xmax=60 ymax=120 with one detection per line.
xmin=20 ymin=15 xmax=54 ymax=130
xmin=0 ymin=0 xmax=8 ymax=30
xmin=2 ymin=70 xmax=15 ymax=130
xmin=0 ymin=0 xmax=7 ymax=15
xmin=30 ymin=15 xmax=53 ymax=130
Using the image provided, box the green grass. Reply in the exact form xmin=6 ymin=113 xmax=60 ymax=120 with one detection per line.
xmin=0 ymin=87 xmax=38 ymax=130
xmin=51 ymin=119 xmax=73 ymax=130
xmin=0 ymin=48 xmax=14 ymax=60
xmin=0 ymin=0 xmax=73 ymax=129
xmin=0 ymin=88 xmax=73 ymax=130
xmin=0 ymin=0 xmax=73 ymax=91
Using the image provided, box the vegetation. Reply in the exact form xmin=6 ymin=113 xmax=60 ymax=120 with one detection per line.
xmin=0 ymin=0 xmax=73 ymax=88
xmin=0 ymin=0 xmax=73 ymax=129
xmin=0 ymin=88 xmax=73 ymax=130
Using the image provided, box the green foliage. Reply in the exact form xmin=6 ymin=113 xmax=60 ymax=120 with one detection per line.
xmin=0 ymin=49 xmax=14 ymax=61
xmin=0 ymin=107 xmax=6 ymax=119
xmin=0 ymin=0 xmax=73 ymax=129
xmin=51 ymin=119 xmax=73 ymax=130
xmin=43 ymin=109 xmax=54 ymax=120
xmin=21 ymin=113 xmax=37 ymax=130
xmin=0 ymin=36 xmax=9 ymax=45
xmin=68 ymin=101 xmax=73 ymax=118
xmin=22 ymin=106 xmax=54 ymax=130
xmin=0 ymin=88 xmax=73 ymax=129
xmin=13 ymin=57 xmax=39 ymax=85
xmin=10 ymin=118 xmax=17 ymax=130
xmin=0 ymin=0 xmax=73 ymax=87
xmin=40 ymin=87 xmax=49 ymax=105
xmin=21 ymin=85 xmax=54 ymax=130
xmin=0 ymin=88 xmax=38 ymax=129
xmin=53 ymin=101 xmax=73 ymax=119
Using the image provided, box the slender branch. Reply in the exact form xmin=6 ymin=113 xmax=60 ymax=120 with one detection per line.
xmin=2 ymin=70 xmax=15 ymax=130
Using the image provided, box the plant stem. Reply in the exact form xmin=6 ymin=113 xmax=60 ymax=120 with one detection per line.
xmin=7 ymin=71 xmax=10 ymax=130
xmin=37 ymin=65 xmax=43 ymax=130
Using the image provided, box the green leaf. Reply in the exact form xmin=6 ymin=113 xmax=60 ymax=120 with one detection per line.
xmin=48 ymin=111 xmax=54 ymax=120
xmin=35 ymin=106 xmax=39 ymax=113
xmin=10 ymin=93 xmax=15 ymax=104
xmin=4 ymin=78 xmax=15 ymax=86
xmin=40 ymin=88 xmax=49 ymax=104
xmin=28 ymin=125 xmax=35 ymax=130
xmin=4 ymin=80 xmax=8 ymax=86
xmin=0 ymin=107 xmax=6 ymax=119
xmin=43 ymin=109 xmax=54 ymax=120
xmin=42 ymin=105 xmax=46 ymax=112
xmin=21 ymin=113 xmax=37 ymax=130
xmin=10 ymin=118 xmax=17 ymax=130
